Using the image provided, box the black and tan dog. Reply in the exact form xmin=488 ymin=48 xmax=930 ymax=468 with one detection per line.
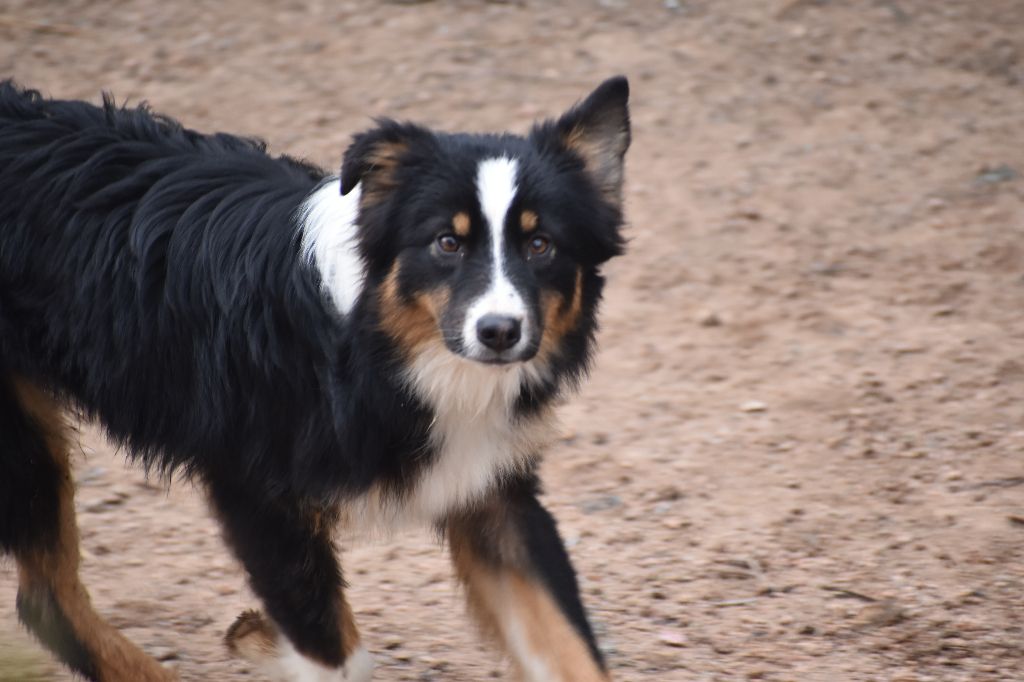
xmin=0 ymin=76 xmax=629 ymax=681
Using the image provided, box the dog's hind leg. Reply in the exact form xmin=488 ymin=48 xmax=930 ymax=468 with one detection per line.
xmin=445 ymin=475 xmax=610 ymax=682
xmin=0 ymin=378 xmax=176 ymax=681
xmin=208 ymin=480 xmax=373 ymax=681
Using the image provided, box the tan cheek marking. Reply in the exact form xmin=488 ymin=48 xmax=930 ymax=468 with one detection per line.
xmin=521 ymin=210 xmax=538 ymax=233
xmin=452 ymin=212 xmax=471 ymax=237
xmin=377 ymin=263 xmax=448 ymax=356
xmin=537 ymin=268 xmax=584 ymax=362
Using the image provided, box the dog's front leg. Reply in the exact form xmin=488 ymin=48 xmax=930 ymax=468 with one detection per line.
xmin=206 ymin=479 xmax=373 ymax=681
xmin=445 ymin=474 xmax=609 ymax=682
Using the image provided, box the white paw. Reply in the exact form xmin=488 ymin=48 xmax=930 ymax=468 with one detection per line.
xmin=225 ymin=610 xmax=374 ymax=681
xmin=340 ymin=647 xmax=374 ymax=682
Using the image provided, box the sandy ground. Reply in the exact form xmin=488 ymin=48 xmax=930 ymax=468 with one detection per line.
xmin=1 ymin=1 xmax=1023 ymax=680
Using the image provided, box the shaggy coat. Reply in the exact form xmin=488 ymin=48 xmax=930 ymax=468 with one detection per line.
xmin=0 ymin=77 xmax=629 ymax=682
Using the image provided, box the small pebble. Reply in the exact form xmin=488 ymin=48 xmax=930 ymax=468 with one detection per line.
xmin=658 ymin=629 xmax=687 ymax=647
xmin=698 ymin=310 xmax=723 ymax=327
xmin=579 ymin=495 xmax=622 ymax=514
xmin=150 ymin=646 xmax=179 ymax=662
xmin=854 ymin=599 xmax=904 ymax=627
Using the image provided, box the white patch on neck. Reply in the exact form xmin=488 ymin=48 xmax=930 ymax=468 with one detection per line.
xmin=462 ymin=157 xmax=530 ymax=356
xmin=298 ymin=179 xmax=365 ymax=315
xmin=261 ymin=639 xmax=373 ymax=682
xmin=339 ymin=345 xmax=555 ymax=536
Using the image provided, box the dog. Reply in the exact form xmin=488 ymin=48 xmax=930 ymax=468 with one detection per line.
xmin=0 ymin=75 xmax=629 ymax=681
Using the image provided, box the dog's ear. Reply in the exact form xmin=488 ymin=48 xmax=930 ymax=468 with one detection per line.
xmin=550 ymin=76 xmax=631 ymax=207
xmin=339 ymin=119 xmax=430 ymax=199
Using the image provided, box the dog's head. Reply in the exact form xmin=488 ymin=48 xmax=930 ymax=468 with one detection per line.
xmin=343 ymin=77 xmax=629 ymax=373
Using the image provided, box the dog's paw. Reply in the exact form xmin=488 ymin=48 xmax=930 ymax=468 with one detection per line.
xmin=225 ymin=609 xmax=278 ymax=661
xmin=338 ymin=647 xmax=374 ymax=682
xmin=224 ymin=609 xmax=373 ymax=681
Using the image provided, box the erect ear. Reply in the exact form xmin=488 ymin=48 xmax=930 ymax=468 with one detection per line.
xmin=552 ymin=76 xmax=631 ymax=207
xmin=339 ymin=119 xmax=431 ymax=200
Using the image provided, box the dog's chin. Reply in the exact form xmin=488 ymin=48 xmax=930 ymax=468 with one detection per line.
xmin=444 ymin=342 xmax=536 ymax=368
xmin=465 ymin=352 xmax=531 ymax=368
xmin=474 ymin=356 xmax=525 ymax=367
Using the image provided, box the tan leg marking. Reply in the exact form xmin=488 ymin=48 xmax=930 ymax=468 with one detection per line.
xmin=451 ymin=539 xmax=608 ymax=682
xmin=13 ymin=379 xmax=176 ymax=682
xmin=224 ymin=609 xmax=279 ymax=661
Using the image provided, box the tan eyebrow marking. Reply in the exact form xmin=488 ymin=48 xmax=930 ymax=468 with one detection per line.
xmin=521 ymin=210 xmax=538 ymax=233
xmin=453 ymin=212 xmax=471 ymax=237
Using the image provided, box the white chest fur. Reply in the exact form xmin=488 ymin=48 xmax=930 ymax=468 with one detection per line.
xmin=341 ymin=345 xmax=554 ymax=535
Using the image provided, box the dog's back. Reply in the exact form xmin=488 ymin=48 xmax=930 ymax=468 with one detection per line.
xmin=0 ymin=85 xmax=185 ymax=678
xmin=0 ymin=82 xmax=343 ymax=479
xmin=0 ymin=83 xmax=349 ymax=680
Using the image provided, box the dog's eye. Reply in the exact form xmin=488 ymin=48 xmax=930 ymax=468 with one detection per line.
xmin=436 ymin=233 xmax=461 ymax=254
xmin=527 ymin=235 xmax=552 ymax=257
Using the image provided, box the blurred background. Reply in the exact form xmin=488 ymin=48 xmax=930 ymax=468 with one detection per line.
xmin=1 ymin=1 xmax=1023 ymax=680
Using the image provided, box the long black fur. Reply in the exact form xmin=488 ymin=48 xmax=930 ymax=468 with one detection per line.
xmin=0 ymin=78 xmax=628 ymax=676
xmin=0 ymin=82 xmax=433 ymax=501
xmin=0 ymin=376 xmax=63 ymax=554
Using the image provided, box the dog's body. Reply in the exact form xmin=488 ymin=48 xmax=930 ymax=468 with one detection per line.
xmin=0 ymin=77 xmax=629 ymax=681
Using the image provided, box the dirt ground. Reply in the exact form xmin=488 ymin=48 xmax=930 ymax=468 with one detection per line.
xmin=1 ymin=1 xmax=1023 ymax=680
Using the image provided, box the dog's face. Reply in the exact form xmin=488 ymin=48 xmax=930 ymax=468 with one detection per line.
xmin=342 ymin=77 xmax=629 ymax=371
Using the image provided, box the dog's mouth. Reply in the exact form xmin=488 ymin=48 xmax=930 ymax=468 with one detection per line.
xmin=474 ymin=354 xmax=527 ymax=367
xmin=442 ymin=336 xmax=538 ymax=367
xmin=462 ymin=348 xmax=537 ymax=367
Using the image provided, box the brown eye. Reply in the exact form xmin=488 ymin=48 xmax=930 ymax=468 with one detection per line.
xmin=527 ymin=235 xmax=552 ymax=257
xmin=436 ymin=233 xmax=461 ymax=254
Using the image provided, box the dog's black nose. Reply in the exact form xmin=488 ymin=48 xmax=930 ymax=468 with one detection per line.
xmin=476 ymin=315 xmax=522 ymax=352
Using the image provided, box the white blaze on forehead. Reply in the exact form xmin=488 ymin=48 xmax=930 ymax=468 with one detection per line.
xmin=477 ymin=156 xmax=519 ymax=251
xmin=463 ymin=157 xmax=529 ymax=354
xmin=298 ymin=178 xmax=365 ymax=315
